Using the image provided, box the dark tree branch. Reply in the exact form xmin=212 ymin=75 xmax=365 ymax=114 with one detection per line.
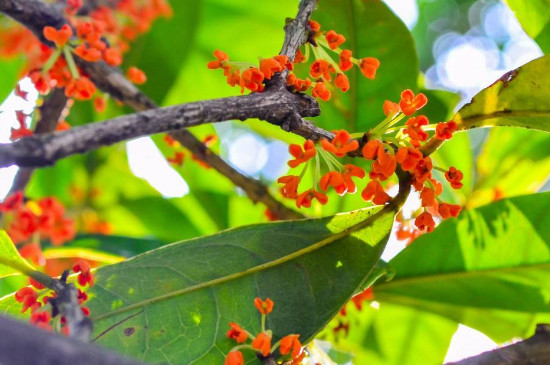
xmin=445 ymin=324 xmax=550 ymax=365
xmin=0 ymin=315 xmax=144 ymax=365
xmin=8 ymin=88 xmax=68 ymax=195
xmin=0 ymin=90 xmax=318 ymax=168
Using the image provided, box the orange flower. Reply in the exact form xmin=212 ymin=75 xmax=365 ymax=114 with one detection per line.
xmin=240 ymin=67 xmax=264 ymax=93
xmin=294 ymin=49 xmax=306 ymax=63
xmin=445 ymin=166 xmax=463 ymax=189
xmin=30 ymin=71 xmax=50 ymax=94
xmin=359 ymin=57 xmax=380 ymax=79
xmin=362 ymin=180 xmax=390 ymax=205
xmin=226 ymin=322 xmax=248 ymax=343
xmin=339 ymin=49 xmax=353 ymax=71
xmin=167 ymin=151 xmax=185 ymax=166
xmin=8 ymin=208 xmax=39 ymax=243
xmin=371 ymin=151 xmax=397 ymax=180
xmin=351 ymin=287 xmax=374 ymax=310
xmin=395 ymin=147 xmax=423 ymax=171
xmin=94 ymin=96 xmax=107 ymax=112
xmin=207 ymin=49 xmax=229 ymax=69
xmin=15 ymin=287 xmax=38 ymax=313
xmin=435 ymin=120 xmax=457 ymax=140
xmin=310 ymin=59 xmax=335 ymax=81
xmin=252 ymin=332 xmax=272 ymax=357
xmin=279 ymin=334 xmax=302 ymax=359
xmin=320 ymin=171 xmax=347 ymax=195
xmin=415 ymin=211 xmax=435 ymax=232
xmin=438 ymin=203 xmax=461 ymax=218
xmin=30 ymin=310 xmax=51 ymax=330
xmin=274 ymin=55 xmax=293 ymax=70
xmin=164 ymin=134 xmax=180 ymax=147
xmin=404 ymin=115 xmax=429 ymax=145
xmin=321 ymin=130 xmax=359 ymax=157
xmin=278 ymin=175 xmax=300 ymax=199
xmin=362 ymin=139 xmax=384 ymax=160
xmin=43 ymin=24 xmax=73 ymax=47
xmin=383 ymin=100 xmax=400 ymax=117
xmin=254 ymin=297 xmax=274 ymax=314
xmin=308 ymin=20 xmax=321 ymax=33
xmin=0 ymin=191 xmax=24 ymax=212
xmin=399 ymin=89 xmax=427 ymax=116
xmin=342 ymin=164 xmax=365 ymax=194
xmin=312 ymin=82 xmax=331 ymax=101
xmin=74 ymin=44 xmax=101 ymax=62
xmin=260 ymin=57 xmax=283 ymax=80
xmin=288 ymin=140 xmax=316 ymax=168
xmin=286 ymin=74 xmax=311 ymax=92
xmin=127 ymin=66 xmax=147 ymax=84
xmin=65 ymin=77 xmax=96 ymax=100
xmin=325 ymin=30 xmax=345 ymax=50
xmin=103 ymin=48 xmax=122 ymax=66
xmin=73 ymin=260 xmax=94 ymax=287
xmin=225 ymin=351 xmax=244 ymax=365
xmin=334 ymin=73 xmax=349 ymax=92
xmin=296 ymin=189 xmax=328 ymax=208
xmin=412 ymin=156 xmax=433 ymax=187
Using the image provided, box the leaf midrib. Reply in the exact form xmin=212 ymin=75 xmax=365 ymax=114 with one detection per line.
xmin=460 ymin=109 xmax=550 ymax=129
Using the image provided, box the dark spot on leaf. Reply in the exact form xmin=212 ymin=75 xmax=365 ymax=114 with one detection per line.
xmin=124 ymin=327 xmax=135 ymax=336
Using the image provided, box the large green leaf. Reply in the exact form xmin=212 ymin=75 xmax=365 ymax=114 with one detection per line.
xmin=505 ymin=0 xmax=550 ymax=54
xmin=455 ymin=55 xmax=550 ymax=132
xmin=86 ymin=207 xmax=395 ymax=364
xmin=0 ymin=231 xmax=35 ymax=278
xmin=320 ymin=303 xmax=457 ymax=365
xmin=373 ymin=192 xmax=550 ymax=342
xmin=312 ymin=0 xmax=419 ymax=132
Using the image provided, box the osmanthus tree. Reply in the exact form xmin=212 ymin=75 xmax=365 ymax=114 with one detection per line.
xmin=0 ymin=0 xmax=550 ymax=364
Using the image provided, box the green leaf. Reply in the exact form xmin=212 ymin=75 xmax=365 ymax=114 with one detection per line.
xmin=87 ymin=207 xmax=396 ymax=364
xmin=455 ymin=55 xmax=550 ymax=132
xmin=373 ymin=192 xmax=550 ymax=341
xmin=505 ymin=0 xmax=550 ymax=54
xmin=0 ymin=56 xmax=24 ymax=103
xmin=320 ymin=303 xmax=457 ymax=365
xmin=312 ymin=0 xmax=419 ymax=132
xmin=0 ymin=231 xmax=35 ymax=278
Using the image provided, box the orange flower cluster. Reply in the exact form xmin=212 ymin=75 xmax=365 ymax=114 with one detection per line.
xmin=0 ymin=0 xmax=170 ymax=108
xmin=0 ymin=192 xmax=75 ymax=265
xmin=277 ymin=89 xmax=463 ymax=238
xmin=14 ymin=259 xmax=93 ymax=333
xmin=286 ymin=20 xmax=380 ymax=101
xmin=208 ymin=50 xmax=293 ymax=93
xmin=225 ymin=297 xmax=305 ymax=365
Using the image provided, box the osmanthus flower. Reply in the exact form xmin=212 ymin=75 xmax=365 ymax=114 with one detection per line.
xmin=334 ymin=73 xmax=350 ymax=92
xmin=73 ymin=259 xmax=94 ymax=287
xmin=74 ymin=44 xmax=102 ymax=62
xmin=383 ymin=100 xmax=400 ymax=117
xmin=277 ymin=175 xmax=300 ymax=199
xmin=286 ymin=74 xmax=312 ymax=92
xmin=254 ymin=297 xmax=274 ymax=315
xmin=227 ymin=322 xmax=248 ymax=343
xmin=0 ymin=191 xmax=24 ymax=212
xmin=279 ymin=334 xmax=302 ymax=359
xmin=30 ymin=310 xmax=52 ymax=331
xmin=310 ymin=59 xmax=335 ymax=81
xmin=288 ymin=140 xmax=316 ymax=168
xmin=225 ymin=351 xmax=244 ymax=365
xmin=339 ymin=49 xmax=353 ymax=71
xmin=252 ymin=332 xmax=272 ymax=357
xmin=445 ymin=166 xmax=464 ymax=189
xmin=325 ymin=30 xmax=345 ymax=50
xmin=415 ymin=211 xmax=435 ymax=232
xmin=399 ymin=89 xmax=428 ymax=116
xmin=362 ymin=139 xmax=384 ymax=160
xmin=312 ymin=82 xmax=331 ymax=101
xmin=395 ymin=147 xmax=423 ymax=171
xmin=404 ymin=115 xmax=429 ymax=146
xmin=362 ymin=180 xmax=390 ymax=205
xmin=15 ymin=287 xmax=39 ymax=313
xmin=43 ymin=25 xmax=73 ymax=47
xmin=341 ymin=164 xmax=366 ymax=194
xmin=320 ymin=171 xmax=347 ymax=195
xmin=439 ymin=203 xmax=462 ymax=218
xmin=240 ymin=68 xmax=264 ymax=93
xmin=207 ymin=50 xmax=229 ymax=69
xmin=167 ymin=151 xmax=185 ymax=166
xmin=308 ymin=19 xmax=321 ymax=33
xmin=321 ymin=130 xmax=359 ymax=157
xmin=436 ymin=120 xmax=458 ymax=140
xmin=65 ymin=77 xmax=97 ymax=100
xmin=260 ymin=57 xmax=284 ymax=79
xmin=296 ymin=189 xmax=328 ymax=208
xmin=359 ymin=57 xmax=380 ymax=79
xmin=420 ymin=187 xmax=437 ymax=210
xmin=370 ymin=150 xmax=397 ymax=181
xmin=127 ymin=66 xmax=147 ymax=84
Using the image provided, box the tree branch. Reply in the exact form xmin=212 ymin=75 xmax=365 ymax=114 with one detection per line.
xmin=445 ymin=324 xmax=550 ymax=365
xmin=0 ymin=315 xmax=145 ymax=365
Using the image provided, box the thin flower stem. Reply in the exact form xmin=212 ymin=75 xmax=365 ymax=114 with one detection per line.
xmin=302 ymin=44 xmax=311 ymax=63
xmin=318 ymin=148 xmax=336 ymax=171
xmin=298 ymin=161 xmax=309 ymax=179
xmin=261 ymin=314 xmax=266 ymax=333
xmin=63 ymin=47 xmax=80 ymax=79
xmin=316 ymin=44 xmax=343 ymax=74
xmin=270 ymin=340 xmax=281 ymax=354
xmin=42 ymin=48 xmax=62 ymax=74
xmin=324 ymin=150 xmax=344 ymax=170
xmin=433 ymin=166 xmax=447 ymax=173
xmin=314 ymin=153 xmax=320 ymax=189
xmin=231 ymin=344 xmax=254 ymax=352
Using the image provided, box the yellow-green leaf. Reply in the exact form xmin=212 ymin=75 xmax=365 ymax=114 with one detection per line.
xmin=0 ymin=231 xmax=35 ymax=278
